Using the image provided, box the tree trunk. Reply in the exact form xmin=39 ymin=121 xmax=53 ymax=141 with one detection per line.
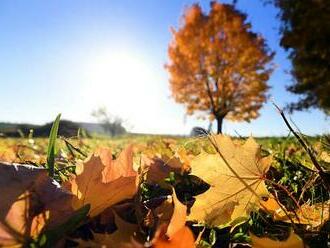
xmin=216 ymin=115 xmax=225 ymax=134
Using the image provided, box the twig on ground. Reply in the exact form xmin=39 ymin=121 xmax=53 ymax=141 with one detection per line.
xmin=273 ymin=102 xmax=330 ymax=193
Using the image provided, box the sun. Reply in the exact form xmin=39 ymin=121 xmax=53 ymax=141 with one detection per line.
xmin=81 ymin=49 xmax=162 ymax=131
xmin=83 ymin=50 xmax=154 ymax=102
xmin=86 ymin=51 xmax=151 ymax=90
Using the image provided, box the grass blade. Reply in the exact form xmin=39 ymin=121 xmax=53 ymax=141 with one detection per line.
xmin=47 ymin=114 xmax=61 ymax=178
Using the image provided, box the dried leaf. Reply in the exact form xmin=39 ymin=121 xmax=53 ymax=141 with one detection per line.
xmin=67 ymin=146 xmax=138 ymax=217
xmin=189 ymin=135 xmax=271 ymax=226
xmin=160 ymin=149 xmax=191 ymax=173
xmin=260 ymin=197 xmax=287 ymax=220
xmin=0 ymin=149 xmax=17 ymax=163
xmin=0 ymin=163 xmax=74 ymax=246
xmin=297 ymin=201 xmax=330 ymax=228
xmin=319 ymin=151 xmax=330 ymax=163
xmin=250 ymin=231 xmax=304 ymax=248
xmin=154 ymin=189 xmax=188 ymax=239
xmin=95 ymin=213 xmax=139 ymax=247
xmin=166 ymin=189 xmax=187 ymax=239
xmin=154 ymin=197 xmax=173 ymax=225
xmin=141 ymin=156 xmax=182 ymax=184
xmin=77 ymin=212 xmax=139 ymax=248
xmin=141 ymin=143 xmax=190 ymax=184
xmin=273 ymin=200 xmax=330 ymax=229
xmin=153 ymin=225 xmax=195 ymax=248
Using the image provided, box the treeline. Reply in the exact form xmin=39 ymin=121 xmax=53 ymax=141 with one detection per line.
xmin=0 ymin=120 xmax=85 ymax=138
xmin=0 ymin=120 xmax=126 ymax=138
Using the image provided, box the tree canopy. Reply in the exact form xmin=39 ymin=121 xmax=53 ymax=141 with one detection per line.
xmin=166 ymin=2 xmax=274 ymax=133
xmin=273 ymin=0 xmax=330 ymax=114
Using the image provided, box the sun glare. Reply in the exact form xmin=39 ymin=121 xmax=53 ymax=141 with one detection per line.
xmin=89 ymin=52 xmax=147 ymax=84
xmin=82 ymin=50 xmax=162 ymax=131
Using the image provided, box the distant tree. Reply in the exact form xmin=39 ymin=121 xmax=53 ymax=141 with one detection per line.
xmin=271 ymin=0 xmax=330 ymax=114
xmin=91 ymin=107 xmax=126 ymax=136
xmin=190 ymin=126 xmax=209 ymax=137
xmin=166 ymin=2 xmax=274 ymax=133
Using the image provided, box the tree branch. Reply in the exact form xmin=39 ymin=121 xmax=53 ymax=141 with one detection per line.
xmin=203 ymin=71 xmax=217 ymax=116
xmin=273 ymin=102 xmax=330 ymax=193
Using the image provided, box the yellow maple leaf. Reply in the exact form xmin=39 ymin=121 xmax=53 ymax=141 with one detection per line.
xmin=67 ymin=145 xmax=138 ymax=217
xmin=189 ymin=135 xmax=272 ymax=226
xmin=250 ymin=231 xmax=304 ymax=248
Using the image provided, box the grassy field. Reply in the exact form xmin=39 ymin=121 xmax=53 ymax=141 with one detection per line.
xmin=0 ymin=134 xmax=325 ymax=165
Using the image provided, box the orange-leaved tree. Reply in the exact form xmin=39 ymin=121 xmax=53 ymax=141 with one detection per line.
xmin=165 ymin=2 xmax=274 ymax=133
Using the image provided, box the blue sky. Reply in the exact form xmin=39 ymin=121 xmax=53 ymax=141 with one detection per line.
xmin=0 ymin=0 xmax=328 ymax=136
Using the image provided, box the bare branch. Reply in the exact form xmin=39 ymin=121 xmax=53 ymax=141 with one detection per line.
xmin=273 ymin=102 xmax=330 ymax=192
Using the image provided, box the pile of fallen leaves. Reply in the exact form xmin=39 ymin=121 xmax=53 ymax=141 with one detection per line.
xmin=1 ymin=134 xmax=329 ymax=247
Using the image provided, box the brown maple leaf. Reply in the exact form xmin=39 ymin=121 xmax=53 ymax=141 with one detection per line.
xmin=141 ymin=149 xmax=190 ymax=185
xmin=0 ymin=162 xmax=74 ymax=246
xmin=67 ymin=145 xmax=138 ymax=217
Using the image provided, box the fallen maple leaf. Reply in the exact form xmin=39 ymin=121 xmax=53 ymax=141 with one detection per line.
xmin=79 ymin=186 xmax=191 ymax=247
xmin=141 ymin=156 xmax=180 ymax=184
xmin=250 ymin=231 xmax=304 ymax=248
xmin=141 ymin=150 xmax=190 ymax=185
xmin=166 ymin=189 xmax=187 ymax=239
xmin=160 ymin=149 xmax=191 ymax=173
xmin=0 ymin=148 xmax=17 ymax=163
xmin=153 ymin=225 xmax=195 ymax=248
xmin=76 ymin=211 xmax=139 ymax=248
xmin=153 ymin=188 xmax=188 ymax=239
xmin=260 ymin=197 xmax=288 ymax=220
xmin=296 ymin=201 xmax=330 ymax=228
xmin=0 ymin=162 xmax=74 ymax=246
xmin=67 ymin=146 xmax=138 ymax=217
xmin=271 ymin=200 xmax=330 ymax=229
xmin=97 ymin=213 xmax=139 ymax=247
xmin=189 ymin=135 xmax=272 ymax=226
